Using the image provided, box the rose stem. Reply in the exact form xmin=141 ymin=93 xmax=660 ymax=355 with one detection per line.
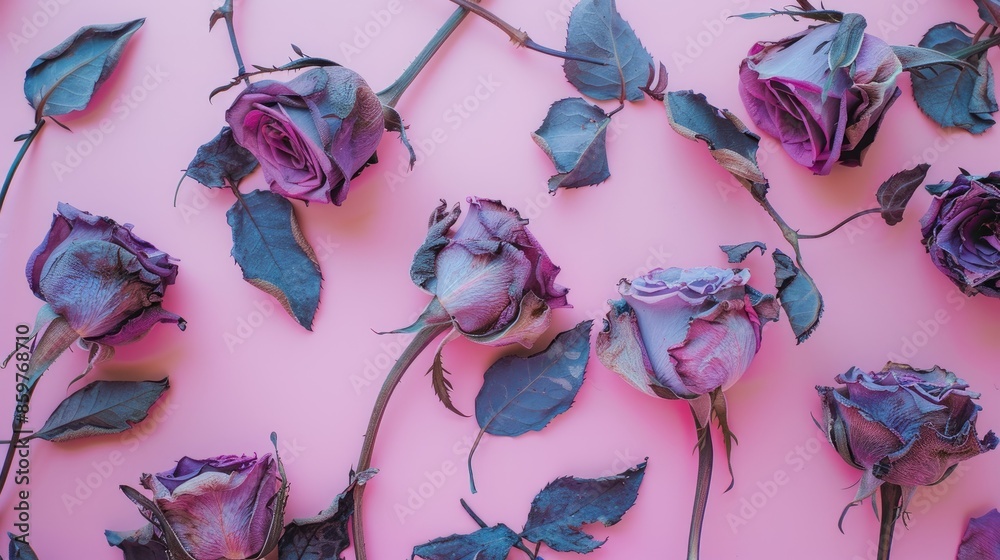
xmin=687 ymin=406 xmax=714 ymax=560
xmin=0 ymin=120 xmax=46 ymax=216
xmin=214 ymin=0 xmax=249 ymax=84
xmin=377 ymin=3 xmax=478 ymax=108
xmin=876 ymin=483 xmax=903 ymax=560
xmin=953 ymin=31 xmax=1000 ymax=60
xmin=798 ymin=208 xmax=882 ymax=239
xmin=445 ymin=0 xmax=608 ymax=65
xmin=352 ymin=323 xmax=450 ymax=560
xmin=460 ymin=498 xmax=537 ymax=560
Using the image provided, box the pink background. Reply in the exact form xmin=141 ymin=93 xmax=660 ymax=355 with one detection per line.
xmin=1 ymin=0 xmax=999 ymax=558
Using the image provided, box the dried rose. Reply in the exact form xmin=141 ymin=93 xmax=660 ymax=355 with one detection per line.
xmin=119 ymin=454 xmax=286 ymax=560
xmin=817 ymin=363 xmax=997 ymax=510
xmin=738 ymin=22 xmax=902 ymax=175
xmin=27 ymin=202 xmax=183 ymax=347
xmin=596 ymin=267 xmax=776 ymax=401
xmin=226 ymin=67 xmax=384 ymax=205
xmin=920 ymin=171 xmax=1000 ymax=297
xmin=958 ymin=509 xmax=1000 ymax=560
xmin=408 ymin=197 xmax=570 ymax=348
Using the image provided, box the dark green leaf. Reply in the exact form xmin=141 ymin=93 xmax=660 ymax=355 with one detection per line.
xmin=412 ymin=525 xmax=520 ymax=560
xmin=183 ymin=127 xmax=259 ymax=189
xmin=876 ymin=163 xmax=931 ymax=225
xmin=227 ymin=190 xmax=322 ymax=330
xmin=665 ymin=90 xmax=768 ymax=200
xmin=532 ymin=98 xmax=611 ymax=192
xmin=34 ymin=378 xmax=168 ymax=442
xmin=892 ymin=46 xmax=976 ymax=73
xmin=564 ymin=0 xmax=654 ymax=102
xmin=974 ymin=0 xmax=1000 ymax=26
xmin=9 ymin=534 xmax=39 ymax=560
xmin=105 ymin=525 xmax=170 ymax=560
xmin=278 ymin=470 xmax=375 ymax=560
xmin=911 ymin=23 xmax=997 ymax=134
xmin=24 ymin=19 xmax=144 ymax=122
xmin=828 ymin=14 xmax=867 ymax=72
xmin=469 ymin=321 xmax=591 ymax=492
xmin=772 ymin=250 xmax=823 ymax=344
xmin=720 ymin=241 xmax=766 ymax=263
xmin=521 ymin=462 xmax=647 ymax=553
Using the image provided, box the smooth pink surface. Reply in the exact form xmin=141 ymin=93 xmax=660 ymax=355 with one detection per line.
xmin=0 ymin=1 xmax=998 ymax=559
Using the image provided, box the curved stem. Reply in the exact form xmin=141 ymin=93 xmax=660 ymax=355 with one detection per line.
xmin=687 ymin=406 xmax=713 ymax=560
xmin=352 ymin=323 xmax=450 ymax=560
xmin=377 ymin=3 xmax=477 ymax=108
xmin=0 ymin=120 xmax=46 ymax=215
xmin=877 ymin=483 xmax=902 ymax=560
xmin=798 ymin=208 xmax=881 ymax=240
xmin=445 ymin=0 xmax=607 ymax=65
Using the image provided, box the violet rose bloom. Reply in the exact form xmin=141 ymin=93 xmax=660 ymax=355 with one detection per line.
xmin=226 ymin=66 xmax=384 ymax=205
xmin=137 ymin=455 xmax=283 ymax=560
xmin=958 ymin=509 xmax=1000 ymax=560
xmin=597 ymin=267 xmax=778 ymax=402
xmin=921 ymin=171 xmax=1000 ymax=297
xmin=26 ymin=202 xmax=183 ymax=346
xmin=739 ymin=22 xmax=902 ymax=175
xmin=408 ymin=197 xmax=569 ymax=347
xmin=817 ymin=364 xmax=997 ymax=510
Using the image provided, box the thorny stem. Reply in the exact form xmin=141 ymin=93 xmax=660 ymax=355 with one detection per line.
xmin=798 ymin=208 xmax=882 ymax=239
xmin=445 ymin=0 xmax=608 ymax=65
xmin=0 ymin=120 xmax=46 ymax=216
xmin=377 ymin=3 xmax=477 ymax=108
xmin=460 ymin=498 xmax=537 ymax=560
xmin=758 ymin=196 xmax=806 ymax=266
xmin=877 ymin=484 xmax=903 ymax=560
xmin=687 ymin=406 xmax=714 ymax=560
xmin=352 ymin=324 xmax=450 ymax=560
xmin=215 ymin=0 xmax=249 ymax=85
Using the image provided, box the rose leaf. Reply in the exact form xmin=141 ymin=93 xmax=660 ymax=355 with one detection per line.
xmin=521 ymin=461 xmax=647 ymax=553
xmin=911 ymin=23 xmax=998 ymax=134
xmin=772 ymin=250 xmax=824 ymax=344
xmin=564 ymin=0 xmax=653 ymax=102
xmin=532 ymin=98 xmax=611 ymax=192
xmin=876 ymin=163 xmax=931 ymax=226
xmin=720 ymin=241 xmax=767 ymax=263
xmin=277 ymin=470 xmax=376 ymax=560
xmin=412 ymin=525 xmax=521 ymax=560
xmin=9 ymin=535 xmax=40 ymax=560
xmin=32 ymin=378 xmax=169 ymax=442
xmin=183 ymin=127 xmax=259 ymax=189
xmin=665 ymin=90 xmax=769 ymax=201
xmin=469 ymin=321 xmax=592 ymax=492
xmin=24 ymin=19 xmax=145 ymax=122
xmin=106 ymin=525 xmax=170 ymax=560
xmin=227 ymin=190 xmax=322 ymax=330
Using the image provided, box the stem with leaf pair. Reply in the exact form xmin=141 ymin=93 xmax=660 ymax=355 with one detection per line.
xmin=352 ymin=323 xmax=450 ymax=560
xmin=461 ymin=499 xmax=540 ymax=560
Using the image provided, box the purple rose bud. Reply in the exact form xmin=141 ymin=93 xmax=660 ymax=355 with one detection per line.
xmin=226 ymin=67 xmax=384 ymax=205
xmin=817 ymin=364 xmax=997 ymax=509
xmin=410 ymin=198 xmax=569 ymax=347
xmin=738 ymin=22 xmax=902 ymax=175
xmin=920 ymin=171 xmax=1000 ymax=297
xmin=958 ymin=509 xmax=1000 ymax=560
xmin=26 ymin=203 xmax=183 ymax=345
xmin=139 ymin=454 xmax=282 ymax=560
xmin=597 ymin=267 xmax=769 ymax=400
